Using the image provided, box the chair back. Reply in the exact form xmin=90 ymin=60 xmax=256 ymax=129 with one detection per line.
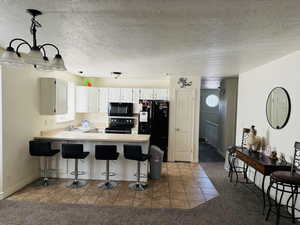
xmin=95 ymin=145 xmax=118 ymax=160
xmin=29 ymin=140 xmax=51 ymax=156
xmin=291 ymin=142 xmax=300 ymax=174
xmin=62 ymin=144 xmax=84 ymax=159
xmin=124 ymin=145 xmax=142 ymax=161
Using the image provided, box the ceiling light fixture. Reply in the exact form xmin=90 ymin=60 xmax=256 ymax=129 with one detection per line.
xmin=111 ymin=72 xmax=122 ymax=79
xmin=0 ymin=9 xmax=66 ymax=71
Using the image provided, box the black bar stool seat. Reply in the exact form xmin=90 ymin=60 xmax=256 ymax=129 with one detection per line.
xmin=95 ymin=145 xmax=119 ymax=189
xmin=29 ymin=140 xmax=60 ymax=186
xmin=62 ymin=144 xmax=90 ymax=188
xmin=124 ymin=145 xmax=150 ymax=191
xmin=271 ymin=171 xmax=300 ymax=185
xmin=266 ymin=142 xmax=300 ymax=225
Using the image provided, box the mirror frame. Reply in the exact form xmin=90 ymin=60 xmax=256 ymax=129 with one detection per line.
xmin=266 ymin=87 xmax=291 ymax=130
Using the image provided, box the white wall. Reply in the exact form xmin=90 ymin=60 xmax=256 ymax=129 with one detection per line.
xmin=0 ymin=66 xmax=3 ymax=196
xmin=81 ymin=77 xmax=170 ymax=88
xmin=236 ymin=51 xmax=300 ymax=212
xmin=168 ymin=76 xmax=201 ymax=162
xmin=0 ymin=65 xmax=81 ymax=199
xmin=236 ymin=51 xmax=300 ymax=158
xmin=219 ymin=78 xmax=238 ymax=156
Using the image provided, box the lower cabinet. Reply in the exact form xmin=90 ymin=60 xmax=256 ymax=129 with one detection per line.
xmin=45 ymin=141 xmax=149 ymax=182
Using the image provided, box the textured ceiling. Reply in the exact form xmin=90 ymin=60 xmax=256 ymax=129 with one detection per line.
xmin=1 ymin=0 xmax=300 ymax=78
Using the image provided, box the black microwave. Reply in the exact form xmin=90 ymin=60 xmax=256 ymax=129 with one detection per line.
xmin=108 ymin=103 xmax=133 ymax=117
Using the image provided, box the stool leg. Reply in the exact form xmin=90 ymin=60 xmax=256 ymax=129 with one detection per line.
xmin=97 ymin=160 xmax=117 ymax=189
xmin=66 ymin=159 xmax=87 ymax=188
xmin=275 ymin=182 xmax=282 ymax=225
xmin=265 ymin=181 xmax=273 ymax=221
xmin=291 ymin=185 xmax=298 ymax=224
xmin=129 ymin=161 xmax=147 ymax=191
xmin=33 ymin=156 xmax=56 ymax=186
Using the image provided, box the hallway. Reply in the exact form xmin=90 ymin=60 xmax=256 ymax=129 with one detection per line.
xmin=199 ymin=143 xmax=224 ymax=162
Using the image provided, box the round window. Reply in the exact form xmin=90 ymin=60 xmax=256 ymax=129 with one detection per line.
xmin=206 ymin=95 xmax=219 ymax=107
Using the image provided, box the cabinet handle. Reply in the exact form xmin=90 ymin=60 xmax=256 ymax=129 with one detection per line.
xmin=176 ymin=128 xmax=180 ymax=131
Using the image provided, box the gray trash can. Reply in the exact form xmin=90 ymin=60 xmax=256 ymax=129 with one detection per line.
xmin=149 ymin=145 xmax=164 ymax=179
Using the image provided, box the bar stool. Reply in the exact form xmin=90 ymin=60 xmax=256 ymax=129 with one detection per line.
xmin=124 ymin=145 xmax=150 ymax=191
xmin=62 ymin=143 xmax=90 ymax=188
xmin=266 ymin=142 xmax=300 ymax=225
xmin=95 ymin=145 xmax=119 ymax=189
xmin=29 ymin=140 xmax=60 ymax=186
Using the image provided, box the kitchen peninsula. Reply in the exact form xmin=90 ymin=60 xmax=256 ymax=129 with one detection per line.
xmin=34 ymin=130 xmax=150 ymax=182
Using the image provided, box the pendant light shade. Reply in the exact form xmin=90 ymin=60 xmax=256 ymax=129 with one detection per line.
xmin=35 ymin=56 xmax=53 ymax=71
xmin=0 ymin=47 xmax=24 ymax=65
xmin=23 ymin=47 xmax=45 ymax=66
xmin=50 ymin=54 xmax=67 ymax=71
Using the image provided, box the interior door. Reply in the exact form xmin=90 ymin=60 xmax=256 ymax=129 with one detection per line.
xmin=174 ymin=89 xmax=195 ymax=162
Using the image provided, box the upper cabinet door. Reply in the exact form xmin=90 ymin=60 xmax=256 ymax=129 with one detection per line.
xmin=40 ymin=78 xmax=68 ymax=115
xmin=55 ymin=79 xmax=68 ymax=114
xmin=132 ymin=88 xmax=141 ymax=114
xmin=120 ymin=88 xmax=133 ymax=103
xmin=99 ymin=88 xmax=109 ymax=113
xmin=154 ymin=88 xmax=169 ymax=100
xmin=88 ymin=87 xmax=99 ymax=113
xmin=140 ymin=88 xmax=154 ymax=100
xmin=108 ymin=88 xmax=121 ymax=102
xmin=75 ymin=86 xmax=89 ymax=113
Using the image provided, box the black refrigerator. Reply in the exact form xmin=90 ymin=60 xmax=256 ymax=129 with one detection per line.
xmin=138 ymin=100 xmax=169 ymax=162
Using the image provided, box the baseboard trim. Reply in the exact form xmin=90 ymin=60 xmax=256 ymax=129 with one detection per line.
xmin=0 ymin=174 xmax=39 ymax=200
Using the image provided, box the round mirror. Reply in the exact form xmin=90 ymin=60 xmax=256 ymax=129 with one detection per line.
xmin=266 ymin=87 xmax=291 ymax=129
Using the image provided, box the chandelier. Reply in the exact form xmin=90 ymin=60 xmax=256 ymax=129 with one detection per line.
xmin=0 ymin=9 xmax=66 ymax=71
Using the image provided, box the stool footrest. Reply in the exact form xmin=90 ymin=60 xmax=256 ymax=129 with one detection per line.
xmin=70 ymin=171 xmax=86 ymax=176
xmin=101 ymin=172 xmax=117 ymax=177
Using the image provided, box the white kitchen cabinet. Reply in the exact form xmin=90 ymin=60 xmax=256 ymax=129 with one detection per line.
xmin=75 ymin=86 xmax=89 ymax=113
xmin=132 ymin=88 xmax=141 ymax=114
xmin=40 ymin=78 xmax=68 ymax=115
xmin=140 ymin=88 xmax=154 ymax=100
xmin=87 ymin=87 xmax=99 ymax=113
xmin=132 ymin=88 xmax=141 ymax=104
xmin=108 ymin=88 xmax=121 ymax=102
xmin=120 ymin=88 xmax=133 ymax=103
xmin=98 ymin=88 xmax=109 ymax=113
xmin=153 ymin=88 xmax=169 ymax=100
xmin=75 ymin=86 xmax=98 ymax=113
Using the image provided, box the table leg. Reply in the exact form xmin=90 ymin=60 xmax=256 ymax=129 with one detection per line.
xmin=232 ymin=157 xmax=239 ymax=184
xmin=262 ymin=175 xmax=266 ymax=215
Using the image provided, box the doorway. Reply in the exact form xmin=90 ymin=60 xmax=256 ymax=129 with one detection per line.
xmin=199 ymin=78 xmax=238 ymax=162
xmin=173 ymin=89 xmax=195 ymax=162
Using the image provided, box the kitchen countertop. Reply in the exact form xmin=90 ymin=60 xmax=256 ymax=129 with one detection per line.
xmin=34 ymin=130 xmax=150 ymax=143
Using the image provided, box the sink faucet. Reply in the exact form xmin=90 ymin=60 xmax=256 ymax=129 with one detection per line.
xmin=66 ymin=125 xmax=75 ymax=131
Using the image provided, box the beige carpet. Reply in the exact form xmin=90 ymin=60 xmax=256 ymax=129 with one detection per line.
xmin=0 ymin=163 xmax=294 ymax=225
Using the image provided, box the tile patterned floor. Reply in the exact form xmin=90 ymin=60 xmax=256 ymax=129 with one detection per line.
xmin=7 ymin=162 xmax=219 ymax=209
